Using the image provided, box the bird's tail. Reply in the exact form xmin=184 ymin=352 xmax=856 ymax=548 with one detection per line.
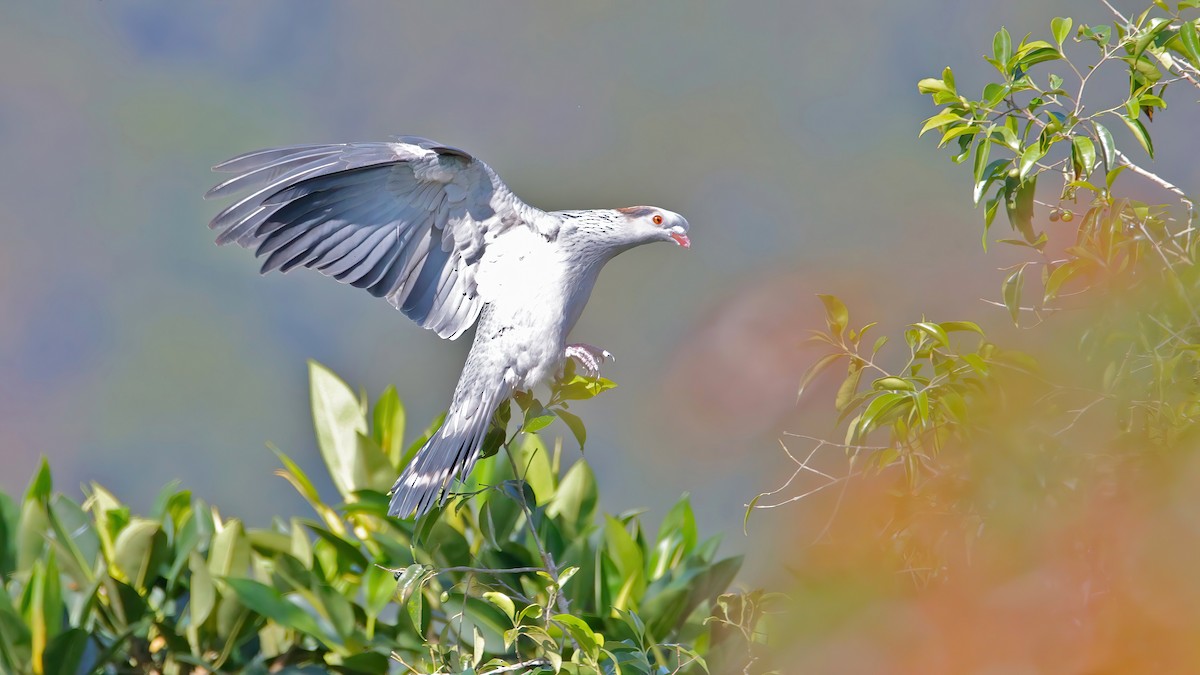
xmin=388 ymin=385 xmax=509 ymax=518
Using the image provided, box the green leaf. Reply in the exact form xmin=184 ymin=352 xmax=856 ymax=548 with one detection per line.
xmin=913 ymin=322 xmax=951 ymax=348
xmin=553 ymin=614 xmax=602 ymax=660
xmin=604 ymin=516 xmax=646 ymax=598
xmin=816 ymin=294 xmax=849 ymax=336
xmin=1106 ymin=164 xmax=1129 ymax=190
xmin=1117 ymin=113 xmax=1154 ymax=158
xmin=556 ymin=408 xmax=587 ymax=450
xmin=523 ymin=401 xmax=557 ymax=433
xmin=189 ymin=550 xmax=216 ymax=627
xmin=42 ymin=628 xmax=87 ymax=675
xmin=919 ymin=110 xmax=964 ymax=137
xmin=222 ymin=577 xmax=339 ymax=647
xmin=371 ymin=385 xmax=406 ymax=468
xmin=28 ymin=550 xmax=63 ymax=673
xmin=44 ymin=496 xmax=96 ymax=588
xmin=1044 ymin=259 xmax=1085 ymax=302
xmin=993 ymin=27 xmax=1013 ymax=70
xmin=1071 ymin=136 xmax=1096 ymax=179
xmin=916 ymin=78 xmax=953 ymax=95
xmin=1005 ymin=174 xmax=1037 ymax=242
xmin=309 ymin=360 xmax=368 ymax=500
xmin=797 ymin=353 xmax=844 ymax=400
xmin=972 ymin=137 xmax=991 ymax=186
xmin=835 ymin=358 xmax=865 ymax=412
xmin=914 ymin=390 xmax=931 ymax=426
xmin=855 ymin=393 xmax=909 ymax=439
xmin=208 ymin=518 xmax=249 ymax=579
xmin=25 ymin=458 xmax=52 ymax=504
xmin=873 ymin=377 xmax=915 ymax=392
xmin=111 ymin=518 xmax=165 ymax=591
xmin=1094 ymin=122 xmax=1116 ymax=171
xmin=1018 ymin=144 xmax=1046 ymax=180
xmin=1018 ymin=46 xmax=1061 ymax=68
xmin=547 ymin=460 xmax=598 ymax=533
xmin=271 ymin=447 xmax=320 ymax=504
xmin=974 ymin=159 xmax=1009 ymax=206
xmin=1002 ymin=266 xmax=1026 ymax=325
xmin=483 ymin=591 xmax=517 ymax=623
xmin=304 ymin=522 xmax=369 ymax=573
xmin=941 ymin=321 xmax=985 ymax=335
xmin=651 ymin=495 xmax=698 ymax=580
xmin=1051 ymin=17 xmax=1072 ymax=46
xmin=1181 ymin=20 xmax=1200 ymax=67
xmin=962 ymin=353 xmax=991 ymax=376
xmin=554 ymin=375 xmax=617 ymax=402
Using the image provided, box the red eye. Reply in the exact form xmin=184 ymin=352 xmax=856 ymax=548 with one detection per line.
xmin=652 ymin=214 xmax=664 ymax=225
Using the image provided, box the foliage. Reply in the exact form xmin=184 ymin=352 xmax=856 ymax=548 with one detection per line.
xmin=748 ymin=1 xmax=1200 ymax=593
xmin=0 ymin=361 xmax=753 ymax=674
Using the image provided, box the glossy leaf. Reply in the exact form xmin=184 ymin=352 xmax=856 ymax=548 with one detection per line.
xmin=993 ymin=27 xmax=1013 ymax=69
xmin=1051 ymin=16 xmax=1072 ymax=45
xmin=1117 ymin=113 xmax=1155 ymax=158
xmin=371 ymin=385 xmax=406 ymax=467
xmin=309 ymin=360 xmax=368 ymax=500
xmin=1093 ymin=122 xmax=1117 ymax=172
xmin=1181 ymin=19 xmax=1200 ymax=67
xmin=556 ymin=407 xmax=588 ymax=450
xmin=817 ymin=294 xmax=849 ymax=336
xmin=1002 ymin=266 xmax=1026 ymax=325
xmin=222 ymin=577 xmax=338 ymax=647
xmin=1071 ymin=136 xmax=1096 ymax=179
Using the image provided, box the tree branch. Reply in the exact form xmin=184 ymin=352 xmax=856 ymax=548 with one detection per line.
xmin=1114 ymin=149 xmax=1196 ymax=222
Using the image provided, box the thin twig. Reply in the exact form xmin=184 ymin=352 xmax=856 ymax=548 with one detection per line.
xmin=1114 ymin=149 xmax=1196 ymax=222
xmin=1053 ymin=396 xmax=1110 ymax=437
xmin=503 ymin=445 xmax=570 ymax=615
xmin=393 ymin=657 xmax=552 ymax=675
xmin=1099 ymin=0 xmax=1128 ymax=25
xmin=480 ymin=659 xmax=552 ymax=675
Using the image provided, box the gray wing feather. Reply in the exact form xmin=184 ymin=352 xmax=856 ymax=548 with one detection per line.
xmin=207 ymin=138 xmax=557 ymax=340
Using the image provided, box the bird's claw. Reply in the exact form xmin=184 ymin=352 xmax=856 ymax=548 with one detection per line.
xmin=565 ymin=343 xmax=614 ymax=379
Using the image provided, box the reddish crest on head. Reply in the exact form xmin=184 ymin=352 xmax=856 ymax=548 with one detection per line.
xmin=617 ymin=206 xmax=657 ymax=219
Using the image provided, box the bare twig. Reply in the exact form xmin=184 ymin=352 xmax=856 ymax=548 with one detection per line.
xmin=1053 ymin=396 xmax=1110 ymax=437
xmin=1099 ymin=0 xmax=1128 ymax=25
xmin=480 ymin=658 xmax=552 ymax=675
xmin=1114 ymin=149 xmax=1196 ymax=222
xmin=392 ymin=656 xmax=552 ymax=675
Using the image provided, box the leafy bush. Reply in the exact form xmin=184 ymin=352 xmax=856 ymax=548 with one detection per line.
xmin=0 ymin=362 xmax=753 ymax=674
xmin=750 ymin=2 xmax=1200 ymax=669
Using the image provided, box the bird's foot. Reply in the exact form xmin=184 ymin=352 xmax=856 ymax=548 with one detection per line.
xmin=564 ymin=343 xmax=614 ymax=379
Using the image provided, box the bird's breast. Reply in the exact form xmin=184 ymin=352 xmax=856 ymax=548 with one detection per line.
xmin=475 ymin=228 xmax=587 ymax=390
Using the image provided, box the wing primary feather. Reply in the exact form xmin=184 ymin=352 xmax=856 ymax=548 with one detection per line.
xmin=205 ymin=148 xmax=344 ymax=199
xmin=209 ymin=160 xmax=341 ymax=236
xmin=212 ymin=144 xmax=341 ymax=173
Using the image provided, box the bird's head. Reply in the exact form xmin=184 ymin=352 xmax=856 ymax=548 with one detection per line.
xmin=615 ymin=206 xmax=691 ymax=249
xmin=556 ymin=206 xmax=690 ymax=263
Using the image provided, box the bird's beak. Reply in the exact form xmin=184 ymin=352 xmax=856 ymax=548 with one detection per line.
xmin=668 ymin=227 xmax=691 ymax=249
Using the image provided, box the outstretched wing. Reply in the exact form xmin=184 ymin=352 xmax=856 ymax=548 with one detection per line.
xmin=206 ymin=137 xmax=559 ymax=340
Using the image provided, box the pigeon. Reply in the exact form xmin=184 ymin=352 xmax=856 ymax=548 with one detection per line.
xmin=206 ymin=137 xmax=690 ymax=517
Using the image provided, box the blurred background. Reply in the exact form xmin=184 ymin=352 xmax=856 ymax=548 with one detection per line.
xmin=2 ymin=0 xmax=1196 ymax=607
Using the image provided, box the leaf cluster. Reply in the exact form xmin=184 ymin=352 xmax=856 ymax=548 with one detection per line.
xmin=0 ymin=362 xmax=754 ymax=674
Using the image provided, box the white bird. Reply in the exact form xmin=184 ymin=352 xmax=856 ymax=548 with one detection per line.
xmin=206 ymin=137 xmax=690 ymax=517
